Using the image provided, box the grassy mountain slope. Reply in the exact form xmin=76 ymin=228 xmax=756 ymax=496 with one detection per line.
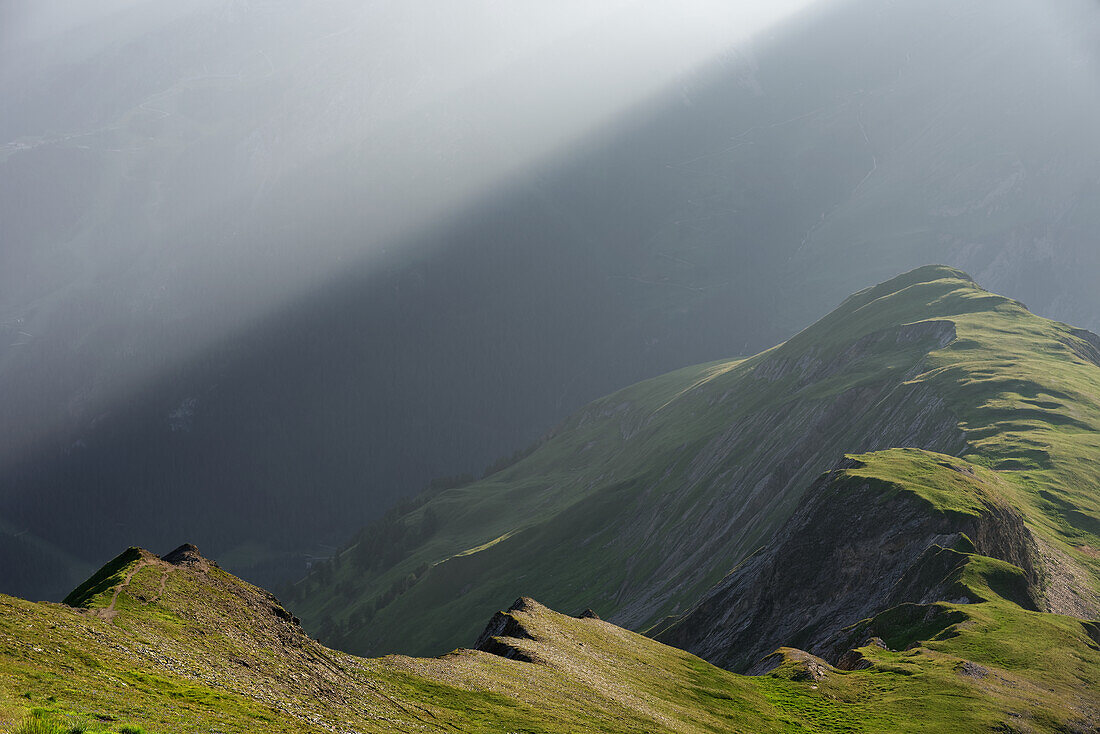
xmin=293 ymin=266 xmax=1100 ymax=659
xmin=2 ymin=540 xmax=1098 ymax=733
xmin=0 ymin=545 xmax=778 ymax=733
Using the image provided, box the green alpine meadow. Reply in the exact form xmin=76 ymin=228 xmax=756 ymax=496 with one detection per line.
xmin=4 ymin=265 xmax=1097 ymax=732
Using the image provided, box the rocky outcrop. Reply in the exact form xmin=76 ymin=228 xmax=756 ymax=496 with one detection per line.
xmin=747 ymin=648 xmax=833 ymax=681
xmin=652 ymin=451 xmax=1044 ymax=672
xmin=474 ymin=598 xmax=538 ymax=662
xmin=1066 ymin=328 xmax=1100 ymax=369
xmin=835 ymin=637 xmax=887 ymax=671
xmin=161 ymin=543 xmax=210 ymax=567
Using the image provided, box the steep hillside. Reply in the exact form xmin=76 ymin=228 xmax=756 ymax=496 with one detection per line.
xmin=2 ymin=542 xmax=1098 ymax=733
xmin=293 ymin=265 xmax=1100 ymax=657
xmin=653 ymin=446 xmax=1100 ymax=731
xmin=653 ymin=449 xmax=1099 ymax=668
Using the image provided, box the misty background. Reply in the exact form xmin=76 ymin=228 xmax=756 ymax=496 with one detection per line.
xmin=1 ymin=0 xmax=1098 ymax=599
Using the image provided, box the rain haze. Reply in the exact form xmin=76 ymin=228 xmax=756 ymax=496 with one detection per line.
xmin=1 ymin=0 xmax=1099 ymax=601
xmin=0 ymin=0 xmax=818 ymax=450
xmin=2 ymin=0 xmax=823 ymax=315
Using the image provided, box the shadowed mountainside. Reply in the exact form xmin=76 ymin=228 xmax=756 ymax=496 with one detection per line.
xmin=292 ymin=266 xmax=1100 ymax=658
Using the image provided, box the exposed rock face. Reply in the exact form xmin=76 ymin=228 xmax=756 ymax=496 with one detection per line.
xmin=752 ymin=320 xmax=957 ymax=386
xmin=652 ymin=453 xmax=1045 ymax=672
xmin=835 ymin=638 xmax=888 ymax=671
xmin=161 ymin=543 xmax=208 ymax=567
xmin=1066 ymin=328 xmax=1100 ymax=369
xmin=747 ymin=648 xmax=833 ymax=681
xmin=474 ymin=598 xmax=537 ymax=662
xmin=835 ymin=649 xmax=874 ymax=672
xmin=958 ymin=661 xmax=991 ymax=679
xmin=1033 ymin=538 xmax=1100 ymax=620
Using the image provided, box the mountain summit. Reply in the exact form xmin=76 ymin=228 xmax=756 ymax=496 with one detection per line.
xmin=293 ymin=266 xmax=1100 ymax=661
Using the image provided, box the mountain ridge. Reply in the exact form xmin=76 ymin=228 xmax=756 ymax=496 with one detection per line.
xmin=2 ymin=494 xmax=1098 ymax=731
xmin=290 ymin=267 xmax=982 ymax=655
xmin=0 ymin=542 xmax=1002 ymax=732
xmin=291 ymin=265 xmax=1100 ymax=659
